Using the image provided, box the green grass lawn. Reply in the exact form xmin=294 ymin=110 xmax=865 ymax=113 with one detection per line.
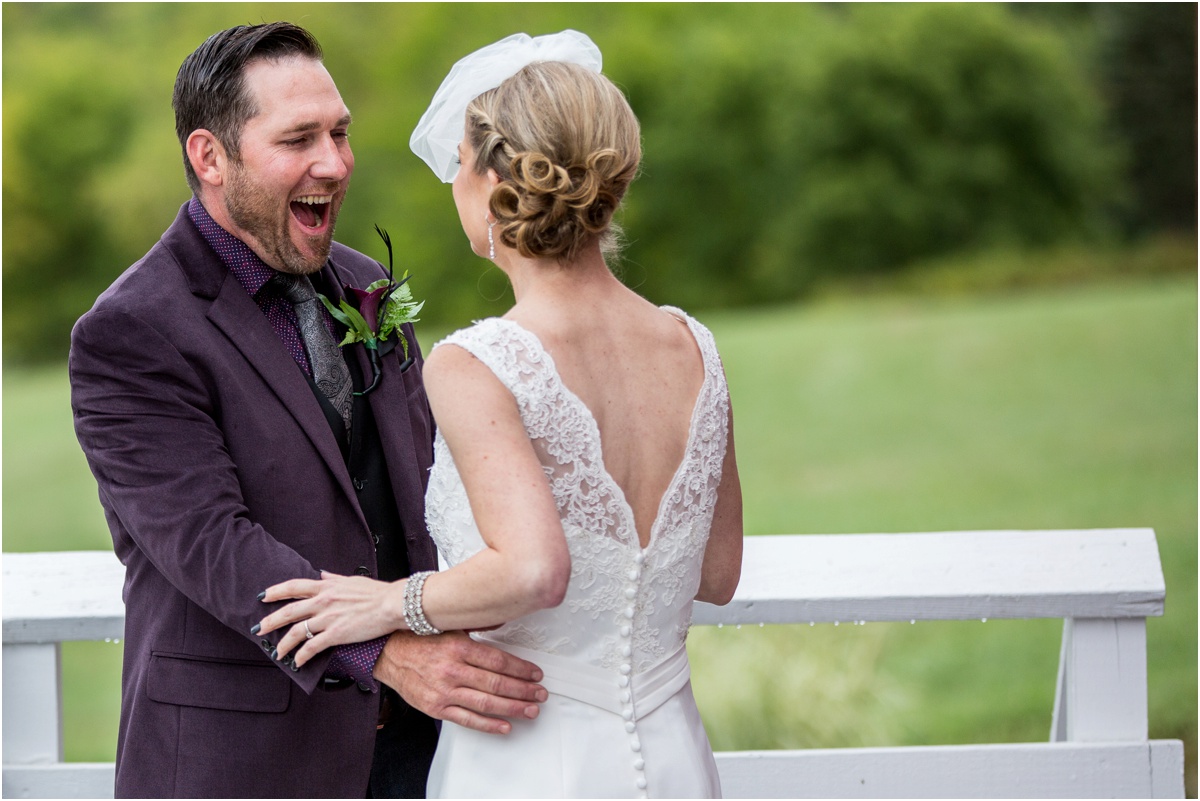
xmin=688 ymin=274 xmax=1196 ymax=794
xmin=4 ymin=273 xmax=1195 ymax=793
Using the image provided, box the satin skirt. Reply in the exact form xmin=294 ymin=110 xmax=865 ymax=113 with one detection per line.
xmin=426 ymin=644 xmax=721 ymax=799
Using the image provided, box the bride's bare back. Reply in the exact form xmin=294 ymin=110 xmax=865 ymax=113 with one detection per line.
xmin=507 ymin=289 xmax=704 ymax=548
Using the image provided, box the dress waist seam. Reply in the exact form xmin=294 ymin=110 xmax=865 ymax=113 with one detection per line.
xmin=477 ymin=638 xmax=691 ymax=717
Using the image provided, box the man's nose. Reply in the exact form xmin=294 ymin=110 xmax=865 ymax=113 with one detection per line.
xmin=310 ymin=134 xmax=351 ymax=181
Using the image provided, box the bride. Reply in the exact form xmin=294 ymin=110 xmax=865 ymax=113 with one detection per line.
xmin=258 ymin=30 xmax=743 ymax=798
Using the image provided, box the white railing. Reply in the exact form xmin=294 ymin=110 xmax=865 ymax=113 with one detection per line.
xmin=2 ymin=529 xmax=1185 ymax=798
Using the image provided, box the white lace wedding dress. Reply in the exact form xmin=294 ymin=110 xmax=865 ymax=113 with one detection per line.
xmin=423 ymin=307 xmax=730 ymax=799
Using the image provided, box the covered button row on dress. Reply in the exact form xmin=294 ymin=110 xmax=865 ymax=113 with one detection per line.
xmin=618 ymin=550 xmax=647 ymax=796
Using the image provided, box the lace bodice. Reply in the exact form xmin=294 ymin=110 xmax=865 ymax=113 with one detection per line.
xmin=424 ymin=307 xmax=730 ymax=676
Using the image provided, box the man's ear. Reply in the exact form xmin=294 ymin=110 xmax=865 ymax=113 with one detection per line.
xmin=186 ymin=129 xmax=228 ymax=188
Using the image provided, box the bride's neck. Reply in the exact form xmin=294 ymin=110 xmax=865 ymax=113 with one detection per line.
xmin=502 ymin=245 xmax=620 ymax=309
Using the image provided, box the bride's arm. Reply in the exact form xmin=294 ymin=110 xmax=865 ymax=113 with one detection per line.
xmin=257 ymin=343 xmax=570 ymax=664
xmin=415 ymin=343 xmax=572 ymax=627
xmin=695 ymin=403 xmax=743 ymax=605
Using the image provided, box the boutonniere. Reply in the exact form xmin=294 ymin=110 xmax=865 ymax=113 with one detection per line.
xmin=320 ymin=225 xmax=424 ymax=395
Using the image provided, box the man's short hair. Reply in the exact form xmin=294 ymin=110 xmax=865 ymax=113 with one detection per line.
xmin=173 ymin=21 xmax=323 ymax=193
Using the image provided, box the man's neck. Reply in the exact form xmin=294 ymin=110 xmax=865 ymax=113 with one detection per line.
xmin=193 ymin=192 xmax=277 ymax=269
xmin=187 ymin=196 xmax=278 ymax=297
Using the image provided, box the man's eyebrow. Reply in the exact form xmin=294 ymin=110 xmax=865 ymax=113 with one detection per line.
xmin=281 ymin=114 xmax=353 ymax=134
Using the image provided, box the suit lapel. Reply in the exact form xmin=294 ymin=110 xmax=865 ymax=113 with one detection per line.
xmin=163 ymin=206 xmax=367 ymax=531
xmin=206 ymin=271 xmax=365 ymax=526
xmin=324 ymin=254 xmax=430 ymax=538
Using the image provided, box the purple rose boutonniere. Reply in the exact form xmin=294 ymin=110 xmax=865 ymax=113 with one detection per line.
xmin=320 ymin=226 xmax=424 ymax=395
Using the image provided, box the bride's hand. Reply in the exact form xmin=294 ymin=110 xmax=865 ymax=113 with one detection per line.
xmin=256 ymin=571 xmax=404 ymax=666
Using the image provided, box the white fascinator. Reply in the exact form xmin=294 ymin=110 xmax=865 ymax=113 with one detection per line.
xmin=409 ymin=30 xmax=603 ymax=183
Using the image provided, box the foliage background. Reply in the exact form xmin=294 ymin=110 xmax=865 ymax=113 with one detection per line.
xmin=3 ymin=2 xmax=1195 ymax=795
xmin=5 ymin=3 xmax=1192 ymax=363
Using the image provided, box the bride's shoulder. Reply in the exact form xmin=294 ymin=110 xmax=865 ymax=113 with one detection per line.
xmin=658 ymin=304 xmax=719 ymax=346
xmin=423 ymin=320 xmax=513 ymax=397
xmin=653 ymin=305 xmax=730 ymax=387
xmin=430 ymin=317 xmax=524 ymax=354
xmin=428 ymin=317 xmax=548 ymax=384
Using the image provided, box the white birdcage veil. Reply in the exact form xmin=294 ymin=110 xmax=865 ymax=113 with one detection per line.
xmin=409 ymin=30 xmax=603 ymax=183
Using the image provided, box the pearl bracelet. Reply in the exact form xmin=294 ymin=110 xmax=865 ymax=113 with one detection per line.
xmin=403 ymin=570 xmax=441 ymax=636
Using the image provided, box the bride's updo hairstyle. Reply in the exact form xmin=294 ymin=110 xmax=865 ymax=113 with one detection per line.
xmin=465 ymin=61 xmax=641 ymax=263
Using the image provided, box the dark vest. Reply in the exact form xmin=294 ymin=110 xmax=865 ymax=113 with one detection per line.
xmin=306 ymin=353 xmax=410 ymax=582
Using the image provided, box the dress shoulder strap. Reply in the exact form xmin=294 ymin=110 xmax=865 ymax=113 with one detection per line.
xmin=660 ymin=306 xmax=726 ymax=390
xmin=431 ymin=318 xmax=556 ymax=410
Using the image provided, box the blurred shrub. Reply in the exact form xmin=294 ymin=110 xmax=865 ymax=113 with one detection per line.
xmin=2 ymin=4 xmax=198 ymax=364
xmin=622 ymin=4 xmax=1124 ymax=310
xmin=1094 ymin=3 xmax=1197 ymax=234
xmin=2 ymin=4 xmax=1133 ymax=364
xmin=3 ymin=27 xmax=137 ymax=363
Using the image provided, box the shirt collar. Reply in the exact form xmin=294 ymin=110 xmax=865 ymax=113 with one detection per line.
xmin=187 ymin=196 xmax=278 ymax=298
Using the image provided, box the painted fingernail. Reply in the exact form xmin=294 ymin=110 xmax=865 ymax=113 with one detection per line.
xmin=250 ymin=623 xmax=261 ymax=635
xmin=256 ymin=591 xmax=266 ymax=601
xmin=270 ymin=648 xmax=278 ymax=660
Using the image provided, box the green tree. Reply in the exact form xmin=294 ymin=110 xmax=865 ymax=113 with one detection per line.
xmin=787 ymin=4 xmax=1123 ymax=273
xmin=622 ymin=4 xmax=1123 ymax=311
xmin=1095 ymin=3 xmax=1197 ymax=234
xmin=3 ymin=38 xmax=137 ymax=362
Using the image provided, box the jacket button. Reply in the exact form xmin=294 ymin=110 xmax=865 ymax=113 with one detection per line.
xmin=357 ymin=681 xmax=373 ymax=692
xmin=355 ymin=566 xmax=371 ymax=576
xmin=260 ymin=639 xmax=271 ymax=651
xmin=353 ymin=477 xmax=365 ymax=491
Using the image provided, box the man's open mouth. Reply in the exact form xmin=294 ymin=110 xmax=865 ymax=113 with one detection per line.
xmin=290 ymin=195 xmax=332 ymax=232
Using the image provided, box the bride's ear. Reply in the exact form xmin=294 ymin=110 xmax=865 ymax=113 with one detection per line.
xmin=487 ymin=168 xmax=502 ymax=189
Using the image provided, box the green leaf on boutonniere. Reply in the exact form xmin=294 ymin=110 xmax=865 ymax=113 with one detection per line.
xmin=319 ymin=295 xmax=377 ymax=349
xmin=376 ymin=272 xmax=424 ymax=356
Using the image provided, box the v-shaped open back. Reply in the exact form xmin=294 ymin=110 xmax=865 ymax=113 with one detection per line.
xmin=500 ymin=310 xmax=707 ymax=550
xmin=430 ymin=307 xmax=726 ymax=558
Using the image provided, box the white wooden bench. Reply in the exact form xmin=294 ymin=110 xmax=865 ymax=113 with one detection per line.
xmin=2 ymin=528 xmax=1184 ymax=798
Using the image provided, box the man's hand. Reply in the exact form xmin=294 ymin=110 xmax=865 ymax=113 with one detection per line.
xmin=375 ymin=630 xmax=547 ymax=735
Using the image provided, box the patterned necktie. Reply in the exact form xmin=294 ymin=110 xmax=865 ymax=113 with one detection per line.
xmin=274 ymin=273 xmax=353 ymax=434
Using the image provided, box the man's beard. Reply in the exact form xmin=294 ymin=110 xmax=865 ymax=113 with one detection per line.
xmin=224 ymin=161 xmax=343 ymax=275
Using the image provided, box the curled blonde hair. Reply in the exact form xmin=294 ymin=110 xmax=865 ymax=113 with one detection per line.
xmin=465 ymin=61 xmax=641 ymax=263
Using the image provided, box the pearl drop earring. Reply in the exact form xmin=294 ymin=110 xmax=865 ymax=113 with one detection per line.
xmin=486 ymin=216 xmax=497 ymax=260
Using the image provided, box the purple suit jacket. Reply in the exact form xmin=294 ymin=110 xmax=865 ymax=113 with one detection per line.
xmin=69 ymin=204 xmax=437 ymax=798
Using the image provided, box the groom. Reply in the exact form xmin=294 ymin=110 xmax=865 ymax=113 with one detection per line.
xmin=70 ymin=21 xmax=544 ymax=798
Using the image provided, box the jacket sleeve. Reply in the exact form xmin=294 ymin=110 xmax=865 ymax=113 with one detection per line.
xmin=69 ymin=307 xmax=335 ymax=692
